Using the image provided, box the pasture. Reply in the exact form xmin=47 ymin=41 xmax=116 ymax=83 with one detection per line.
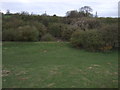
xmin=2 ymin=42 xmax=118 ymax=88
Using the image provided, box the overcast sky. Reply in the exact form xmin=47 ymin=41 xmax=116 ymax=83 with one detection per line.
xmin=0 ymin=0 xmax=119 ymax=17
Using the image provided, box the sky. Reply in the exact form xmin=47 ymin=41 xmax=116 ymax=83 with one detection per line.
xmin=0 ymin=0 xmax=119 ymax=17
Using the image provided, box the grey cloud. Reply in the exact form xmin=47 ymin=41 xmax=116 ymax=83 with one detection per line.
xmin=0 ymin=0 xmax=118 ymax=17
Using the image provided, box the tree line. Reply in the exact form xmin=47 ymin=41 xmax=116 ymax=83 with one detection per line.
xmin=2 ymin=6 xmax=119 ymax=51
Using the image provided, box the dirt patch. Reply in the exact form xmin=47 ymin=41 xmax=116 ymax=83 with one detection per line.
xmin=47 ymin=83 xmax=55 ymax=87
xmin=19 ymin=77 xmax=29 ymax=80
xmin=15 ymin=71 xmax=27 ymax=76
xmin=2 ymin=70 xmax=11 ymax=77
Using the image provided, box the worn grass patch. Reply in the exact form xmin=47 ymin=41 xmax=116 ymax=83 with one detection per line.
xmin=2 ymin=42 xmax=118 ymax=88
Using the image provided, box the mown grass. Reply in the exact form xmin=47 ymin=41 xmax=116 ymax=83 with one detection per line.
xmin=2 ymin=42 xmax=118 ymax=88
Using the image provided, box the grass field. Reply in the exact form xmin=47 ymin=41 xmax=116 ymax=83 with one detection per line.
xmin=2 ymin=42 xmax=118 ymax=88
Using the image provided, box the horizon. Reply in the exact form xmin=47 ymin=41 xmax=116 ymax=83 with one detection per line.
xmin=0 ymin=0 xmax=119 ymax=17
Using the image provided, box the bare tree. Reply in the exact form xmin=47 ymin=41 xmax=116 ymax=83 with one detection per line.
xmin=6 ymin=10 xmax=10 ymax=14
xmin=66 ymin=10 xmax=79 ymax=18
xmin=79 ymin=6 xmax=93 ymax=17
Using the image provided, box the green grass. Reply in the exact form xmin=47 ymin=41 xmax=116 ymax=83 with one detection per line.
xmin=2 ymin=42 xmax=118 ymax=88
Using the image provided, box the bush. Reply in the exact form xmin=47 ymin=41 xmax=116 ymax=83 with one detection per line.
xmin=71 ymin=30 xmax=105 ymax=51
xmin=71 ymin=23 xmax=118 ymax=51
xmin=2 ymin=29 xmax=19 ymax=41
xmin=17 ymin=25 xmax=39 ymax=41
xmin=72 ymin=17 xmax=101 ymax=30
xmin=2 ymin=17 xmax=25 ymax=30
xmin=85 ymin=18 xmax=101 ymax=29
xmin=41 ymin=33 xmax=55 ymax=41
xmin=48 ymin=23 xmax=63 ymax=37
xmin=99 ymin=24 xmax=118 ymax=48
xmin=31 ymin=22 xmax=47 ymax=39
xmin=61 ymin=25 xmax=79 ymax=41
xmin=48 ymin=23 xmax=79 ymax=40
xmin=83 ymin=30 xmax=105 ymax=51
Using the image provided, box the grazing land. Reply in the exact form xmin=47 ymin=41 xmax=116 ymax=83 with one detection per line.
xmin=2 ymin=42 xmax=118 ymax=88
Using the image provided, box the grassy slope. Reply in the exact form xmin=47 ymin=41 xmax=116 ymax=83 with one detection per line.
xmin=2 ymin=42 xmax=118 ymax=88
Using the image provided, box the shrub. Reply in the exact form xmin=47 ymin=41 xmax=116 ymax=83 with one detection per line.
xmin=17 ymin=25 xmax=39 ymax=41
xmin=2 ymin=29 xmax=19 ymax=41
xmin=61 ymin=25 xmax=79 ymax=41
xmin=83 ymin=30 xmax=105 ymax=51
xmin=72 ymin=17 xmax=101 ymax=30
xmin=48 ymin=23 xmax=79 ymax=40
xmin=99 ymin=24 xmax=118 ymax=48
xmin=31 ymin=22 xmax=47 ymax=39
xmin=2 ymin=17 xmax=25 ymax=30
xmin=48 ymin=23 xmax=63 ymax=37
xmin=41 ymin=33 xmax=55 ymax=41
xmin=71 ymin=23 xmax=118 ymax=51
xmin=85 ymin=18 xmax=101 ymax=29
xmin=70 ymin=30 xmax=85 ymax=47
xmin=70 ymin=30 xmax=105 ymax=51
